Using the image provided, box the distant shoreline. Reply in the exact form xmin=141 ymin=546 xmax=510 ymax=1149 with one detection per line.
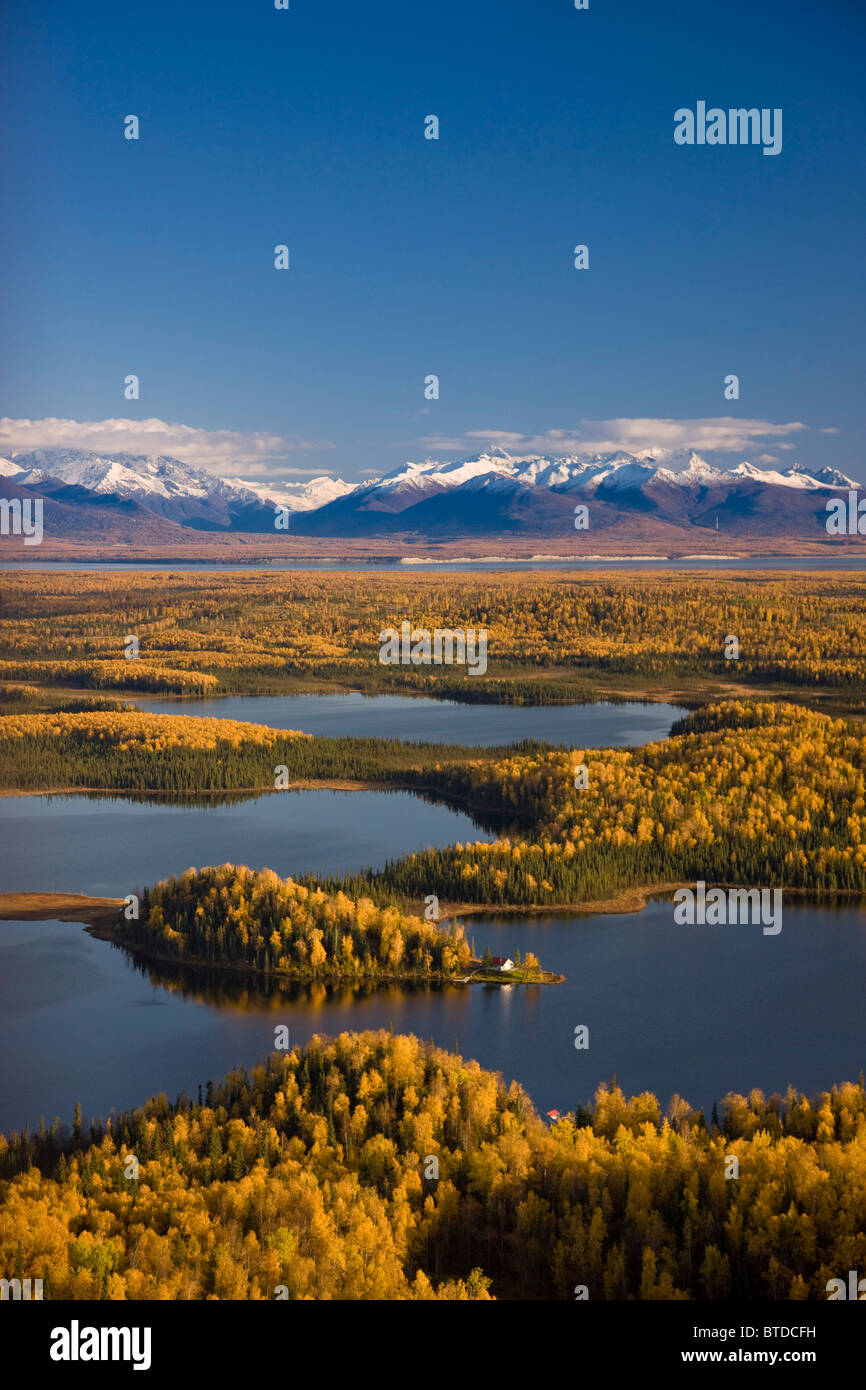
xmin=5 ymin=549 xmax=866 ymax=569
xmin=0 ymin=891 xmax=123 ymax=927
xmin=0 ymin=779 xmax=394 ymax=799
xmin=3 ymin=884 xmax=863 ymax=933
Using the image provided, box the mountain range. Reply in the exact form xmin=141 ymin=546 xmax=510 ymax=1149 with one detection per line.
xmin=1 ymin=446 xmax=862 ymax=544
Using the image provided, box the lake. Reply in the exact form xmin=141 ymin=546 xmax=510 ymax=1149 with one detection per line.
xmin=2 ymin=697 xmax=863 ymax=1140
xmin=5 ymin=557 xmax=866 ymax=571
xmin=133 ymin=692 xmax=687 ymax=748
xmin=2 ymin=898 xmax=865 ymax=1136
xmin=0 ymin=789 xmax=495 ymax=897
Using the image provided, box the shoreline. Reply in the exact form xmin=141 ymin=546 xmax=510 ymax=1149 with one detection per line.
xmin=5 ymin=550 xmax=866 ymax=564
xmin=0 ymin=780 xmax=526 ymax=832
xmin=3 ymin=881 xmax=864 ymax=934
xmin=0 ymin=779 xmax=399 ymax=799
xmin=445 ymin=881 xmax=866 ymax=918
xmin=0 ymin=893 xmax=564 ymax=986
xmin=0 ymin=892 xmax=124 ymax=927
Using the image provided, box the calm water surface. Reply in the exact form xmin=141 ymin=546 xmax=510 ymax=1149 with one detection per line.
xmin=134 ymin=692 xmax=687 ymax=748
xmin=5 ymin=558 xmax=866 ymax=572
xmin=2 ymin=901 xmax=864 ymax=1134
xmin=0 ymin=789 xmax=493 ymax=896
xmin=2 ymin=699 xmax=863 ymax=1136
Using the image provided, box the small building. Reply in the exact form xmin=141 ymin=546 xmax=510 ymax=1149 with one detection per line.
xmin=490 ymin=956 xmax=514 ymax=973
xmin=546 ymin=1110 xmax=562 ymax=1122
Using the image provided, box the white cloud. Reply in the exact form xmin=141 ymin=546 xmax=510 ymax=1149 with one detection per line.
xmin=754 ymin=453 xmax=781 ymax=464
xmin=0 ymin=417 xmax=335 ymax=476
xmin=412 ymin=418 xmax=810 ymax=458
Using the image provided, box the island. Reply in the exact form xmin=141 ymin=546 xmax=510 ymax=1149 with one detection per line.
xmin=0 ymin=871 xmax=564 ymax=987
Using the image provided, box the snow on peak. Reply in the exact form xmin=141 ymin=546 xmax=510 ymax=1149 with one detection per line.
xmin=375 ymin=449 xmax=861 ymax=499
xmin=809 ymin=465 xmax=863 ymax=490
xmin=7 ymin=443 xmax=860 ymax=533
xmin=10 ymin=448 xmax=213 ymax=501
xmin=380 ymin=453 xmax=519 ymax=492
xmin=729 ymin=460 xmax=823 ymax=490
xmin=237 ymin=474 xmax=357 ymax=511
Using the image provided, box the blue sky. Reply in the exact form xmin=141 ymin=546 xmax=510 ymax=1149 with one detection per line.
xmin=1 ymin=0 xmax=864 ymax=485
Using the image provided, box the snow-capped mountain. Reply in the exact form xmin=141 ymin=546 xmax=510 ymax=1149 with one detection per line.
xmin=782 ymin=463 xmax=862 ymax=490
xmin=291 ymin=448 xmax=864 ymax=539
xmin=4 ymin=449 xmax=353 ymax=530
xmin=3 ymin=444 xmax=862 ymax=542
xmin=726 ymin=461 xmax=825 ymax=490
xmin=7 ymin=449 xmax=264 ymax=525
xmin=301 ymin=448 xmax=859 ymax=508
xmin=228 ymin=474 xmax=356 ymax=511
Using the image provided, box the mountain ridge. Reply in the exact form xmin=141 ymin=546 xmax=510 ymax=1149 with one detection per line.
xmin=1 ymin=445 xmax=863 ymax=543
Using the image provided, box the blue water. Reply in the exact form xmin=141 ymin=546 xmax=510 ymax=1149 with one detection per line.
xmin=5 ymin=557 xmax=866 ymax=572
xmin=134 ymin=691 xmax=687 ymax=748
xmin=0 ymin=788 xmax=492 ymax=896
xmin=2 ymin=899 xmax=864 ymax=1136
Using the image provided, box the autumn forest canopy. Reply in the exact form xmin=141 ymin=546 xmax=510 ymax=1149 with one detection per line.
xmin=1 ymin=569 xmax=866 ymax=709
xmin=2 ymin=570 xmax=866 ymax=1301
xmin=1 ymin=1032 xmax=865 ymax=1301
xmin=2 ymin=699 xmax=865 ymax=904
xmin=129 ymin=863 xmax=531 ymax=982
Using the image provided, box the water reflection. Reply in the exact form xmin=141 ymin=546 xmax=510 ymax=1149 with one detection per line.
xmin=0 ymin=788 xmax=501 ymax=897
xmin=26 ymin=785 xmax=516 ymax=835
xmin=119 ymin=942 xmax=469 ymax=1012
xmin=3 ymin=900 xmax=866 ymax=1135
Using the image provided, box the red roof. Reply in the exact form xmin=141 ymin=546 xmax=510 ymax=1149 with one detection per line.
xmin=547 ymin=1109 xmax=561 ymax=1120
xmin=490 ymin=956 xmax=512 ymax=966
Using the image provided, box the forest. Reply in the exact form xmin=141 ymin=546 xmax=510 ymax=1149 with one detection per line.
xmin=0 ymin=1031 xmax=864 ymax=1300
xmin=2 ymin=570 xmax=865 ymax=1302
xmin=348 ymin=698 xmax=866 ymax=903
xmin=1 ymin=569 xmax=866 ymax=709
xmin=0 ymin=708 xmax=516 ymax=804
xmin=2 ymin=700 xmax=865 ymax=904
xmin=117 ymin=863 xmax=547 ymax=983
